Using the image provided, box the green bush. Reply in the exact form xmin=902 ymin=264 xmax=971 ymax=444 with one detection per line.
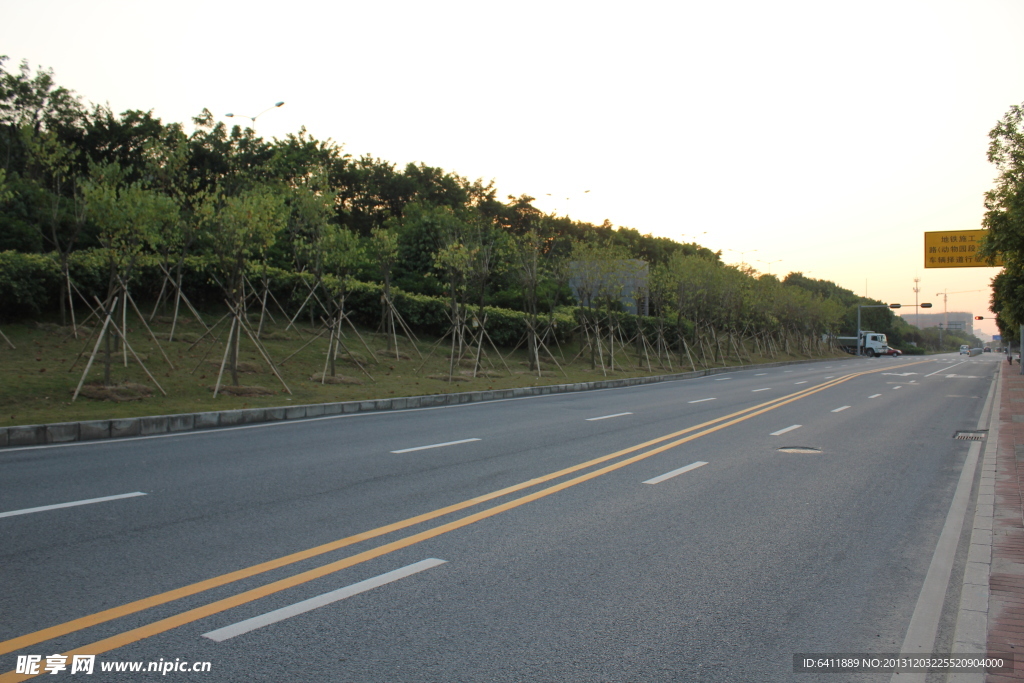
xmin=0 ymin=251 xmax=62 ymax=317
xmin=0 ymin=248 xmax=696 ymax=353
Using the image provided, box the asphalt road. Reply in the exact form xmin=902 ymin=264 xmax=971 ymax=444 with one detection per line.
xmin=0 ymin=352 xmax=1002 ymax=681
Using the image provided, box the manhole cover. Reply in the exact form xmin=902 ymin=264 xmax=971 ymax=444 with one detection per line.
xmin=954 ymin=431 xmax=986 ymax=441
xmin=777 ymin=446 xmax=822 ymax=454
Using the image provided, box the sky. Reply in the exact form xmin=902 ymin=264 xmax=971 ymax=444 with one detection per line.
xmin=3 ymin=0 xmax=1023 ymax=337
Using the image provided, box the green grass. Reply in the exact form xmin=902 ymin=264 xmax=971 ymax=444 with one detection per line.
xmin=0 ymin=313 xmax=847 ymax=427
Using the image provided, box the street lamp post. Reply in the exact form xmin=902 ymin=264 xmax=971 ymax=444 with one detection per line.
xmin=225 ymin=101 xmax=285 ymax=127
xmin=758 ymin=258 xmax=782 ymax=275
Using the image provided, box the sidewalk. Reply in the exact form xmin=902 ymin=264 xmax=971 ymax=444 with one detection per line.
xmin=987 ymin=360 xmax=1024 ymax=682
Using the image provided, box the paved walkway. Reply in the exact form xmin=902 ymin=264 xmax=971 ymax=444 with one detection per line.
xmin=987 ymin=360 xmax=1024 ymax=681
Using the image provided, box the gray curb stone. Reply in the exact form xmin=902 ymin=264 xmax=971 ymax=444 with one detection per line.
xmin=9 ymin=425 xmax=46 ymax=447
xmin=110 ymin=419 xmax=140 ymax=438
xmin=168 ymin=415 xmax=194 ymax=432
xmin=194 ymin=412 xmax=219 ymax=429
xmin=46 ymin=423 xmax=79 ymax=444
xmin=140 ymin=416 xmax=169 ymax=436
xmin=79 ymin=421 xmax=111 ymax=441
xmin=0 ymin=357 xmax=850 ymax=450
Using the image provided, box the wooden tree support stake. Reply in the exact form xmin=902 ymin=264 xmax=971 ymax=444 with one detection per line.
xmin=231 ymin=306 xmax=292 ymax=395
xmin=187 ymin=312 xmax=232 ymax=350
xmin=0 ymin=328 xmax=15 ymax=350
xmin=279 ymin=326 xmax=330 ymax=365
xmin=71 ymin=297 xmax=117 ymax=403
xmin=119 ymin=280 xmax=176 ymax=370
xmin=212 ymin=317 xmax=236 ymax=399
xmin=106 ymin=315 xmax=167 ymax=396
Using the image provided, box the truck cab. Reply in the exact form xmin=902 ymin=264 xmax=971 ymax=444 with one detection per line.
xmin=859 ymin=332 xmax=889 ymax=357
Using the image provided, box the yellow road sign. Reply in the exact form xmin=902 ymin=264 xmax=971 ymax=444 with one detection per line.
xmin=924 ymin=230 xmax=1003 ymax=268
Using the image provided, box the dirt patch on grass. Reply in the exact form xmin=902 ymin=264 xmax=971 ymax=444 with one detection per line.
xmin=207 ymin=361 xmax=263 ymax=374
xmin=309 ymin=373 xmax=364 ymax=385
xmin=76 ymin=382 xmax=154 ymax=402
xmin=377 ymin=349 xmax=412 ymax=360
xmin=154 ymin=316 xmax=193 ymax=325
xmin=459 ymin=369 xmax=504 ymax=379
xmin=260 ymin=331 xmax=294 ymax=341
xmin=514 ymin=370 xmax=558 ymax=377
xmin=36 ymin=322 xmax=92 ymax=336
xmin=210 ymin=385 xmax=274 ymax=397
xmin=427 ymin=375 xmax=472 ymax=382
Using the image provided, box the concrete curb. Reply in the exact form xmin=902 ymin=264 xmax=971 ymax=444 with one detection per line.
xmin=948 ymin=368 xmax=1000 ymax=683
xmin=0 ymin=356 xmax=848 ymax=450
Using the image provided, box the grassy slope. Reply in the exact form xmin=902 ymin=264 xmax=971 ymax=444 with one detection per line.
xmin=0 ymin=313 xmax=849 ymax=428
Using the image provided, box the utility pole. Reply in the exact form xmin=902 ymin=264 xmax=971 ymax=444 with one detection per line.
xmin=913 ymin=277 xmax=920 ymax=328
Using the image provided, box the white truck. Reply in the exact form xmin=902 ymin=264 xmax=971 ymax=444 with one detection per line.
xmin=834 ymin=331 xmax=890 ymax=357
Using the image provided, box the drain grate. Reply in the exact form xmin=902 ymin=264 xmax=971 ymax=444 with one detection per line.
xmin=777 ymin=446 xmax=822 ymax=454
xmin=954 ymin=431 xmax=987 ymax=441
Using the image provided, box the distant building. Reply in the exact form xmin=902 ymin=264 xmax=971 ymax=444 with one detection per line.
xmin=899 ymin=311 xmax=974 ymax=336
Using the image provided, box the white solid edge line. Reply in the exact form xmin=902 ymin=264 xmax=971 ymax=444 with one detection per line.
xmin=688 ymin=398 xmax=716 ymax=404
xmin=585 ymin=412 xmax=634 ymax=421
xmin=643 ymin=461 xmax=709 ymax=485
xmin=752 ymin=388 xmax=771 ymax=392
xmin=0 ymin=492 xmax=147 ymax=519
xmin=770 ymin=425 xmax=801 ymax=436
xmin=202 ymin=558 xmax=447 ymax=642
xmin=889 ymin=371 xmax=997 ymax=682
xmin=869 ymin=393 xmax=882 ymax=398
xmin=831 ymin=406 xmax=851 ymax=413
xmin=390 ymin=438 xmax=480 ymax=454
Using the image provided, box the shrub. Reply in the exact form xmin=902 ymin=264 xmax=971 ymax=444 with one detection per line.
xmin=0 ymin=249 xmax=685 ymax=353
xmin=0 ymin=251 xmax=62 ymax=317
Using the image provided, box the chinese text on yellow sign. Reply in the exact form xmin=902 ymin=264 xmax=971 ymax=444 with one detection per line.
xmin=924 ymin=230 xmax=1003 ymax=268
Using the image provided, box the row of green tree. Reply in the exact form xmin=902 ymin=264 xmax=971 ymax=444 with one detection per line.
xmin=0 ymin=56 xmax=953 ymax=355
xmin=980 ymin=101 xmax=1024 ymax=344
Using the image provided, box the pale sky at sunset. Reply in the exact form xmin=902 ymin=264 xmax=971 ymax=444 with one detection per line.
xmin=3 ymin=0 xmax=1023 ymax=336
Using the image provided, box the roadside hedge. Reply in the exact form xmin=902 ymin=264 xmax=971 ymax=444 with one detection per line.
xmin=0 ymin=249 xmax=688 ymax=350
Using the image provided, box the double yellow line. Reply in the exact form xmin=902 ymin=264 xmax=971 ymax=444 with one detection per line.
xmin=0 ymin=361 xmax=929 ymax=681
